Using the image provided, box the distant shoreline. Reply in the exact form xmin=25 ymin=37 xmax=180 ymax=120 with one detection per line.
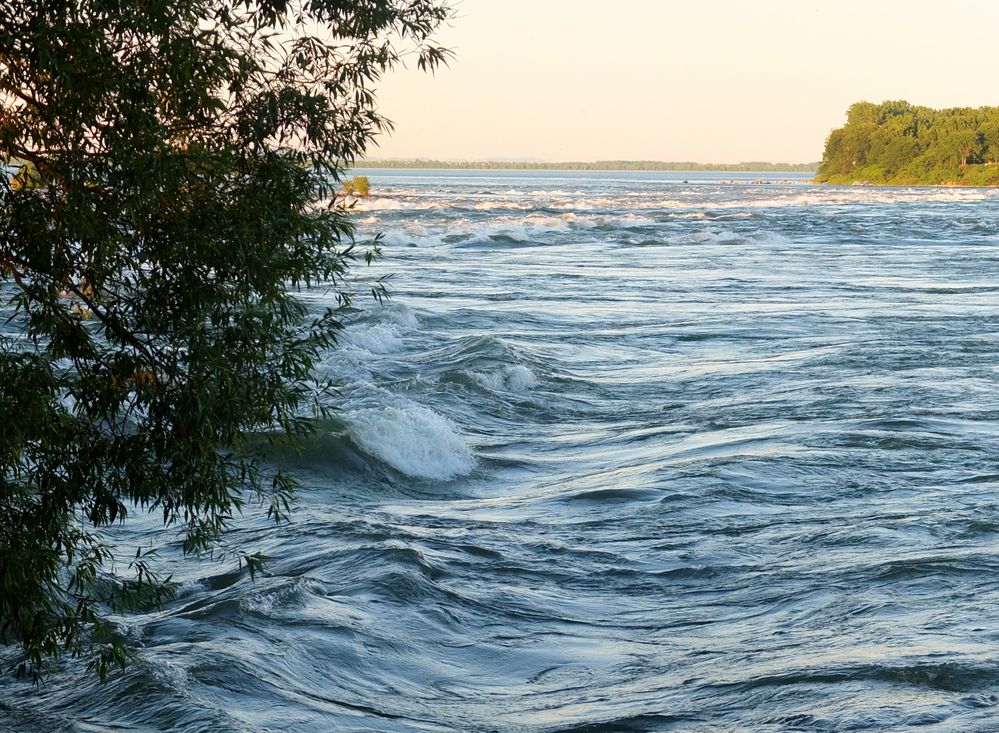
xmin=356 ymin=159 xmax=818 ymax=173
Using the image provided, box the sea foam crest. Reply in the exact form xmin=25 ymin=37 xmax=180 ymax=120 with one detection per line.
xmin=342 ymin=323 xmax=404 ymax=354
xmin=352 ymin=197 xmax=406 ymax=211
xmin=346 ymin=402 xmax=475 ymax=480
xmin=149 ymin=657 xmax=190 ymax=690
xmin=505 ymin=365 xmax=538 ymax=391
xmin=678 ymin=228 xmax=793 ymax=246
xmin=384 ymin=302 xmax=420 ymax=329
xmin=469 ymin=215 xmax=572 ymax=241
xmin=473 ymin=365 xmax=538 ymax=393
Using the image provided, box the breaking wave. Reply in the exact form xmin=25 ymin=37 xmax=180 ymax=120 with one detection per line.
xmin=345 ymin=401 xmax=475 ymax=480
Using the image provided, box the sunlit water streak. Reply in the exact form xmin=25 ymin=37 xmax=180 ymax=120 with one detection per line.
xmin=6 ymin=170 xmax=999 ymax=732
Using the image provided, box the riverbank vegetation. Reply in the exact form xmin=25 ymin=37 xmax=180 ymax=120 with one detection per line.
xmin=343 ymin=176 xmax=371 ymax=196
xmin=0 ymin=0 xmax=450 ymax=681
xmin=816 ymin=101 xmax=999 ymax=186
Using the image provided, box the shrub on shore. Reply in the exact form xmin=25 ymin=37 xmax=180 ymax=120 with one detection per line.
xmin=343 ymin=175 xmax=370 ymax=196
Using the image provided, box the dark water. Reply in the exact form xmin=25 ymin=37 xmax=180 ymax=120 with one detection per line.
xmin=6 ymin=170 xmax=999 ymax=731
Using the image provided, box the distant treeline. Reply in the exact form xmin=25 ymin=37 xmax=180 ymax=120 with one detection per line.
xmin=816 ymin=100 xmax=999 ymax=186
xmin=358 ymin=159 xmax=818 ymax=172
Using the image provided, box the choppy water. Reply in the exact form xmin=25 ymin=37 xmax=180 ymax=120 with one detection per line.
xmin=7 ymin=170 xmax=999 ymax=731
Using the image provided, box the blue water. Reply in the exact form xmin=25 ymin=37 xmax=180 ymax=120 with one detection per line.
xmin=6 ymin=170 xmax=999 ymax=731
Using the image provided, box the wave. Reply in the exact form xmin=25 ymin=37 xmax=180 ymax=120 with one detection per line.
xmin=351 ymin=183 xmax=999 ymax=230
xmin=631 ymin=228 xmax=794 ymax=248
xmin=455 ymin=215 xmax=574 ymax=243
xmin=686 ymin=228 xmax=792 ymax=246
xmin=334 ymin=303 xmax=421 ymax=361
xmin=350 ymin=196 xmax=406 ymax=210
xmin=351 ymin=196 xmax=445 ymax=212
xmin=413 ymin=334 xmax=534 ymax=374
xmin=470 ymin=364 xmax=538 ymax=394
xmin=341 ymin=322 xmax=405 ymax=354
xmin=557 ymin=487 xmax=663 ymax=503
xmin=345 ymin=401 xmax=475 ymax=481
xmin=372 ymin=212 xmax=660 ymax=247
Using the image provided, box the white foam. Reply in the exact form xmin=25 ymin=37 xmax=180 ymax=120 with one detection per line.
xmin=448 ymin=215 xmax=573 ymax=241
xmin=150 ymin=658 xmax=189 ymax=689
xmin=378 ymin=224 xmax=442 ymax=247
xmin=342 ymin=323 xmax=404 ymax=354
xmin=378 ymin=229 xmax=423 ymax=246
xmin=685 ymin=229 xmax=742 ymax=245
xmin=242 ymin=591 xmax=279 ymax=614
xmin=472 ymin=365 xmax=538 ymax=393
xmin=444 ymin=216 xmax=574 ymax=243
xmin=590 ymin=213 xmax=658 ymax=228
xmin=505 ymin=365 xmax=538 ymax=392
xmin=346 ymin=402 xmax=475 ymax=480
xmin=673 ymin=228 xmax=793 ymax=246
xmin=471 ymin=201 xmax=531 ymax=211
xmin=175 ymin=578 xmax=206 ymax=597
xmin=749 ymin=230 xmax=794 ymax=246
xmin=471 ymin=371 xmax=505 ymax=391
xmin=319 ymin=345 xmax=373 ymax=382
xmin=353 ymin=197 xmax=405 ymax=211
xmin=384 ymin=302 xmax=419 ymax=329
xmin=362 ymin=210 xmax=665 ymax=247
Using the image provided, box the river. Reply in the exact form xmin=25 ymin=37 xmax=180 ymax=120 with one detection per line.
xmin=6 ymin=169 xmax=999 ymax=732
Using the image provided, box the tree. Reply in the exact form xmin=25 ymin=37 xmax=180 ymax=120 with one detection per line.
xmin=0 ymin=0 xmax=451 ymax=680
xmin=980 ymin=119 xmax=999 ymax=164
xmin=816 ymin=100 xmax=999 ymax=185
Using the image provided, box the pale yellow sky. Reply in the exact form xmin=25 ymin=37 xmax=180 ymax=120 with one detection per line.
xmin=370 ymin=0 xmax=999 ymax=163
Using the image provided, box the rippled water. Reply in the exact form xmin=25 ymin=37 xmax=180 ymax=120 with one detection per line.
xmin=7 ymin=170 xmax=999 ymax=731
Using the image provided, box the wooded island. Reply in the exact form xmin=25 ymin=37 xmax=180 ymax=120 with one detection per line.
xmin=816 ymin=101 xmax=999 ymax=186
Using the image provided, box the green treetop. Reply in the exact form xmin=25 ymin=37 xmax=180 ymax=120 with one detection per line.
xmin=816 ymin=100 xmax=999 ymax=186
xmin=0 ymin=0 xmax=451 ymax=680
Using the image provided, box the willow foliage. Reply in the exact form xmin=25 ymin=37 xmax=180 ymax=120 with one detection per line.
xmin=0 ymin=0 xmax=451 ymax=680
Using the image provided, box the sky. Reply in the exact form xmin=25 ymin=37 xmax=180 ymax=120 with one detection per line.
xmin=369 ymin=0 xmax=999 ymax=163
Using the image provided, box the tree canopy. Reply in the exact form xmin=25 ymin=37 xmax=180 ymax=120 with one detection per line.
xmin=0 ymin=0 xmax=451 ymax=680
xmin=816 ymin=100 xmax=999 ymax=186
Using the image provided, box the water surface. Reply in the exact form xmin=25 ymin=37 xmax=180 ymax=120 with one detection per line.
xmin=6 ymin=170 xmax=999 ymax=732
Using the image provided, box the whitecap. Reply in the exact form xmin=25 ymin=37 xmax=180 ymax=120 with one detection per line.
xmin=383 ymin=302 xmax=419 ymax=329
xmin=346 ymin=402 xmax=475 ymax=480
xmin=175 ymin=578 xmax=206 ymax=597
xmin=472 ymin=365 xmax=538 ymax=393
xmin=505 ymin=365 xmax=538 ymax=392
xmin=149 ymin=657 xmax=190 ymax=690
xmin=352 ymin=197 xmax=406 ymax=211
xmin=674 ymin=228 xmax=792 ymax=246
xmin=471 ymin=371 xmax=505 ymax=392
xmin=749 ymin=230 xmax=794 ymax=246
xmin=342 ymin=323 xmax=404 ymax=354
xmin=378 ymin=229 xmax=428 ymax=246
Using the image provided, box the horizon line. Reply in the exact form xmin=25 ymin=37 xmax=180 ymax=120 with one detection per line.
xmin=355 ymin=158 xmax=820 ymax=172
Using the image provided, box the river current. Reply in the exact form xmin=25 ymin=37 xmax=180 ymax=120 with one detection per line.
xmin=6 ymin=170 xmax=999 ymax=731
